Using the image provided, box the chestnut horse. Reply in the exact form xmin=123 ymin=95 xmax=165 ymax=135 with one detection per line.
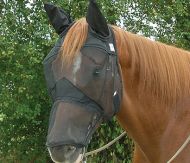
xmin=113 ymin=27 xmax=190 ymax=163
xmin=43 ymin=1 xmax=190 ymax=163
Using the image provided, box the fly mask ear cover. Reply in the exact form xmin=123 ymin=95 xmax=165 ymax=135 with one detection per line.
xmin=43 ymin=25 xmax=123 ymax=148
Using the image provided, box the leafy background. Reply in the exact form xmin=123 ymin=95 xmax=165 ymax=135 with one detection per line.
xmin=0 ymin=0 xmax=189 ymax=162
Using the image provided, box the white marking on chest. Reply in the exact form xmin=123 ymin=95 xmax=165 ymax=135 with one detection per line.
xmin=73 ymin=53 xmax=82 ymax=84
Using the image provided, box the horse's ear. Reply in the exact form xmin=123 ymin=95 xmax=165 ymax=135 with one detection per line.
xmin=86 ymin=0 xmax=109 ymax=37
xmin=44 ymin=3 xmax=73 ymax=35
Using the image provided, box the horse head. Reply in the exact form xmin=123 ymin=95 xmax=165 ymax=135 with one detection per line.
xmin=43 ymin=1 xmax=122 ymax=162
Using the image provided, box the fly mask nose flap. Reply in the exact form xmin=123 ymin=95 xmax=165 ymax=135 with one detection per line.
xmin=46 ymin=79 xmax=103 ymax=148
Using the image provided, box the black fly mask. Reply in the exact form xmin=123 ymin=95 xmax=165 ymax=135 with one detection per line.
xmin=43 ymin=1 xmax=122 ymax=162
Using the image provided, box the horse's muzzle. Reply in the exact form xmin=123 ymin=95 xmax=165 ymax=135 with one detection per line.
xmin=48 ymin=145 xmax=84 ymax=163
xmin=46 ymin=100 xmax=103 ymax=148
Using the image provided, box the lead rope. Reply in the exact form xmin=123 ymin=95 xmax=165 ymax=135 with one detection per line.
xmin=167 ymin=134 xmax=190 ymax=163
xmin=81 ymin=132 xmax=190 ymax=163
xmin=81 ymin=131 xmax=126 ymax=162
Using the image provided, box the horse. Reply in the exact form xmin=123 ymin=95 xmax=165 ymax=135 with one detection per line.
xmin=43 ymin=1 xmax=190 ymax=163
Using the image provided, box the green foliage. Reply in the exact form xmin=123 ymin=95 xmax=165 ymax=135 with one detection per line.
xmin=86 ymin=119 xmax=134 ymax=162
xmin=120 ymin=0 xmax=190 ymax=50
xmin=0 ymin=0 xmax=189 ymax=162
xmin=0 ymin=0 xmax=52 ymax=162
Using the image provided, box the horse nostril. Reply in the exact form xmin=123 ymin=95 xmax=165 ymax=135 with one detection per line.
xmin=51 ymin=145 xmax=76 ymax=152
xmin=50 ymin=145 xmax=77 ymax=159
xmin=67 ymin=146 xmax=76 ymax=151
xmin=63 ymin=145 xmax=76 ymax=154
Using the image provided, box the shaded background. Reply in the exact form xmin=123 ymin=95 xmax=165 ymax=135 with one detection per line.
xmin=0 ymin=0 xmax=189 ymax=162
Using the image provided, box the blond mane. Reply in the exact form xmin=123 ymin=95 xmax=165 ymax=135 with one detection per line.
xmin=59 ymin=18 xmax=88 ymax=65
xmin=59 ymin=18 xmax=190 ymax=106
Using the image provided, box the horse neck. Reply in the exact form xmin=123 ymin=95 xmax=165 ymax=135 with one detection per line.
xmin=116 ymin=54 xmax=190 ymax=163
